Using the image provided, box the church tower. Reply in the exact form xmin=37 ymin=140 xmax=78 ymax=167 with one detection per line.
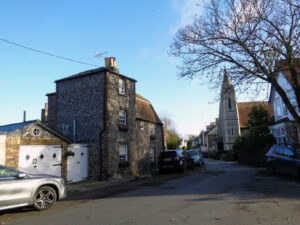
xmin=218 ymin=71 xmax=240 ymax=151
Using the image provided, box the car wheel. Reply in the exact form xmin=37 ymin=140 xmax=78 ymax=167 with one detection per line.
xmin=33 ymin=186 xmax=57 ymax=211
xmin=181 ymin=163 xmax=187 ymax=173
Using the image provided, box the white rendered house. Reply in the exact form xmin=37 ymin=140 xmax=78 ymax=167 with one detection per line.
xmin=269 ymin=66 xmax=300 ymax=144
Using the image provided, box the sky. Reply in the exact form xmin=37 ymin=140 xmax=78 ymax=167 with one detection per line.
xmin=0 ymin=0 xmax=235 ymax=137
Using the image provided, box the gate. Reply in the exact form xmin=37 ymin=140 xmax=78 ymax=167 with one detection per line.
xmin=18 ymin=145 xmax=62 ymax=177
xmin=67 ymin=144 xmax=88 ymax=183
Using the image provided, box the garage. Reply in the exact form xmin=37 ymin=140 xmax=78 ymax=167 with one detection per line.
xmin=18 ymin=145 xmax=62 ymax=177
xmin=0 ymin=120 xmax=89 ymax=182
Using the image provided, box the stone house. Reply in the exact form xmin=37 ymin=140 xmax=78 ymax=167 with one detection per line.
xmin=217 ymin=71 xmax=274 ymax=151
xmin=269 ymin=59 xmax=300 ymax=144
xmin=44 ymin=57 xmax=164 ymax=179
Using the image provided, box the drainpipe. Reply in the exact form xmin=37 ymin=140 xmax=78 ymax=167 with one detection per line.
xmin=23 ymin=111 xmax=26 ymax=122
xmin=99 ymin=72 xmax=107 ymax=180
xmin=73 ymin=120 xmax=76 ymax=143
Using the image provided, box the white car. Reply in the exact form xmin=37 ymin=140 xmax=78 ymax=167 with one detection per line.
xmin=186 ymin=150 xmax=205 ymax=166
xmin=0 ymin=165 xmax=66 ymax=211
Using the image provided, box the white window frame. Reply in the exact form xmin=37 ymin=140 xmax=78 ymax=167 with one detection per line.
xmin=119 ymin=144 xmax=128 ymax=162
xmin=32 ymin=127 xmax=42 ymax=137
xmin=276 ymin=99 xmax=282 ymax=118
xmin=150 ymin=124 xmax=155 ymax=135
xmin=150 ymin=147 xmax=155 ymax=162
xmin=281 ymin=99 xmax=288 ymax=115
xmin=119 ymin=78 xmax=126 ymax=95
xmin=119 ymin=110 xmax=127 ymax=126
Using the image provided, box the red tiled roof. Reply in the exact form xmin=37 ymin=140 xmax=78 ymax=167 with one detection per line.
xmin=276 ymin=58 xmax=300 ymax=86
xmin=237 ymin=102 xmax=274 ymax=128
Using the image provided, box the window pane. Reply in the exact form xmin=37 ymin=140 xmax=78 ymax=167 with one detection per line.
xmin=119 ymin=79 xmax=125 ymax=95
xmin=119 ymin=110 xmax=127 ymax=126
xmin=0 ymin=165 xmax=19 ymax=178
xmin=150 ymin=148 xmax=155 ymax=162
xmin=151 ymin=124 xmax=155 ymax=134
xmin=119 ymin=144 xmax=128 ymax=162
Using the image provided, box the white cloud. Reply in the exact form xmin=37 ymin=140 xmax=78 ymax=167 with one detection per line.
xmin=170 ymin=0 xmax=207 ymax=35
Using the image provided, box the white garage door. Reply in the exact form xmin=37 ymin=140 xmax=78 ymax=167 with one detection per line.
xmin=67 ymin=144 xmax=88 ymax=183
xmin=19 ymin=145 xmax=62 ymax=177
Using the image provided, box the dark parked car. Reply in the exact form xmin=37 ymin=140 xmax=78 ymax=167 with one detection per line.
xmin=158 ymin=150 xmax=194 ymax=173
xmin=266 ymin=145 xmax=300 ymax=177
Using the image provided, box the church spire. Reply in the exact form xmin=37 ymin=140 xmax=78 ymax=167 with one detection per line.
xmin=222 ymin=70 xmax=234 ymax=93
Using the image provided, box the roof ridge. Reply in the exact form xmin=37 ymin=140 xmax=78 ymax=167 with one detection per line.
xmin=237 ymin=101 xmax=268 ymax=104
xmin=0 ymin=119 xmax=37 ymax=127
xmin=136 ymin=97 xmax=150 ymax=104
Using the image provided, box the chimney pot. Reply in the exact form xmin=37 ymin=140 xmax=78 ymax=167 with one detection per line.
xmin=104 ymin=57 xmax=119 ymax=73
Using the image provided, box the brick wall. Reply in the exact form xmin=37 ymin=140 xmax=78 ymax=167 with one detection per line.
xmin=47 ymin=93 xmax=57 ymax=129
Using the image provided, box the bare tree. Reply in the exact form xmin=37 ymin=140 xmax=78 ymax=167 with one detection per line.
xmin=160 ymin=116 xmax=182 ymax=149
xmin=170 ymin=0 xmax=300 ymax=126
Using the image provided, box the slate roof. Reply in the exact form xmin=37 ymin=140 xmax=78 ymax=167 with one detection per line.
xmin=55 ymin=67 xmax=137 ymax=83
xmin=0 ymin=120 xmax=37 ymax=133
xmin=237 ymin=102 xmax=274 ymax=128
xmin=135 ymin=94 xmax=162 ymax=125
xmin=0 ymin=120 xmax=72 ymax=143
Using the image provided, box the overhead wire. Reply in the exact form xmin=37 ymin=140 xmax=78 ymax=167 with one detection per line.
xmin=0 ymin=38 xmax=98 ymax=67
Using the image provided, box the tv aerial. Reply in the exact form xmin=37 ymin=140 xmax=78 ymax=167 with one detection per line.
xmin=94 ymin=51 xmax=107 ymax=63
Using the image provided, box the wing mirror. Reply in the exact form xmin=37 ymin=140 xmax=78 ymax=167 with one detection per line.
xmin=17 ymin=172 xmax=27 ymax=179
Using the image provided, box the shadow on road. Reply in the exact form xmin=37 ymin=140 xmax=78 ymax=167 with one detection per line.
xmin=2 ymin=159 xmax=300 ymax=217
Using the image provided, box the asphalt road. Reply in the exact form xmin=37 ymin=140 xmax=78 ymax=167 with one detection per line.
xmin=1 ymin=159 xmax=300 ymax=225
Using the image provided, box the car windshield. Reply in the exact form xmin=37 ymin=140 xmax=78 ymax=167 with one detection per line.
xmin=160 ymin=151 xmax=177 ymax=158
xmin=187 ymin=151 xmax=198 ymax=156
xmin=0 ymin=165 xmax=20 ymax=178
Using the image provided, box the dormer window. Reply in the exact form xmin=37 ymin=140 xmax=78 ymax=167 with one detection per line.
xmin=151 ymin=124 xmax=155 ymax=135
xmin=119 ymin=78 xmax=126 ymax=95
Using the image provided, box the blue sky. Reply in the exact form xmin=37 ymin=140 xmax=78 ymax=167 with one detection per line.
xmin=0 ymin=0 xmax=220 ymax=136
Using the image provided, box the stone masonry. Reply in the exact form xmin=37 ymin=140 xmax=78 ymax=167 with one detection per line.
xmin=218 ymin=71 xmax=239 ymax=151
xmin=46 ymin=57 xmax=163 ymax=179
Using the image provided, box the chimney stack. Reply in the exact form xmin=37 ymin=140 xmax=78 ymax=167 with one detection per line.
xmin=105 ymin=57 xmax=119 ymax=73
xmin=23 ymin=111 xmax=26 ymax=122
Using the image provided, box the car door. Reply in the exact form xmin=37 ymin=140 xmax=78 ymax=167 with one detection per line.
xmin=0 ymin=166 xmax=33 ymax=208
xmin=281 ymin=148 xmax=298 ymax=176
xmin=268 ymin=146 xmax=285 ymax=173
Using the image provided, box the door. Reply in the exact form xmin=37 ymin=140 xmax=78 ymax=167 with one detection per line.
xmin=19 ymin=145 xmax=62 ymax=177
xmin=67 ymin=145 xmax=88 ymax=183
